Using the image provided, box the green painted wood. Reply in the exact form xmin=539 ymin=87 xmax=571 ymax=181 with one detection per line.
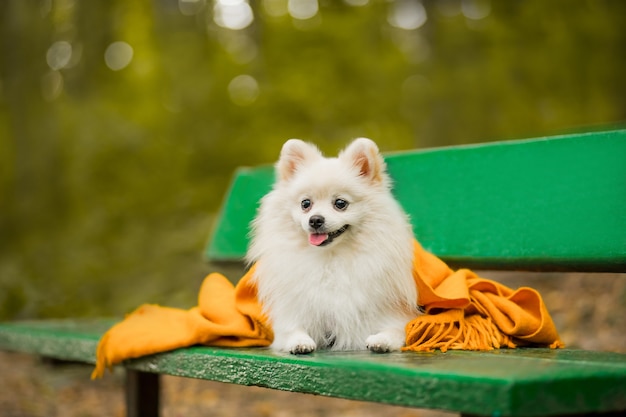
xmin=205 ymin=130 xmax=626 ymax=271
xmin=1 ymin=319 xmax=625 ymax=417
xmin=206 ymin=165 xmax=274 ymax=261
xmin=0 ymin=319 xmax=106 ymax=363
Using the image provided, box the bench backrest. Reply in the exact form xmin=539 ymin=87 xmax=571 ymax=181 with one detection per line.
xmin=205 ymin=130 xmax=626 ymax=272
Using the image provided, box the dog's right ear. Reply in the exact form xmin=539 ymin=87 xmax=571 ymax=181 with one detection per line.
xmin=277 ymin=139 xmax=322 ymax=182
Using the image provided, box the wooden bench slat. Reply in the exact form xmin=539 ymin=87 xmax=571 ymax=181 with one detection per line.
xmin=1 ymin=320 xmax=625 ymax=417
xmin=0 ymin=319 xmax=104 ymax=363
xmin=206 ymin=130 xmax=626 ymax=271
xmin=206 ymin=164 xmax=274 ymax=262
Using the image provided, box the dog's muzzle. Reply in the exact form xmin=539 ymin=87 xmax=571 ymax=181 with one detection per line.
xmin=309 ymin=223 xmax=350 ymax=247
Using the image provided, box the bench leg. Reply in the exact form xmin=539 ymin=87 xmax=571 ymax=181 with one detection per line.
xmin=125 ymin=369 xmax=160 ymax=417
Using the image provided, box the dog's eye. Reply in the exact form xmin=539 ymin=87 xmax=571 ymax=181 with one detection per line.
xmin=334 ymin=198 xmax=349 ymax=211
xmin=301 ymin=199 xmax=312 ymax=211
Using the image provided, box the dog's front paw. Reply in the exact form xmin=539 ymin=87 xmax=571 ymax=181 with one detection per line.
xmin=366 ymin=332 xmax=403 ymax=353
xmin=285 ymin=332 xmax=317 ymax=355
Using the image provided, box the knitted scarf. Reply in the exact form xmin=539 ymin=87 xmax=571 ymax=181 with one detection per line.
xmin=92 ymin=239 xmax=563 ymax=379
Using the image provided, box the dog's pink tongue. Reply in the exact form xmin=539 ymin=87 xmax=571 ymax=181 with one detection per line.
xmin=309 ymin=233 xmax=328 ymax=246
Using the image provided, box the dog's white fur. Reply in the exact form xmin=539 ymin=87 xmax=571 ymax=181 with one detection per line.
xmin=247 ymin=138 xmax=417 ymax=354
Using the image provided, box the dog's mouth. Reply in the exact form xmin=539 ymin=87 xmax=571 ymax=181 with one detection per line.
xmin=309 ymin=225 xmax=350 ymax=247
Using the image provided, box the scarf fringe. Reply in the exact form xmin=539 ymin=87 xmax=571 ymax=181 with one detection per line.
xmin=403 ymin=310 xmax=517 ymax=353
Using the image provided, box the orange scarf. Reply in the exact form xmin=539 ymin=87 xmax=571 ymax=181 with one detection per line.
xmin=92 ymin=239 xmax=563 ymax=379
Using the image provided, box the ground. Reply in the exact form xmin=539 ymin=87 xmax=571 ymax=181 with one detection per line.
xmin=1 ymin=272 xmax=624 ymax=417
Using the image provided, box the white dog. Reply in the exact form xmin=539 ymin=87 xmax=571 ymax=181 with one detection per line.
xmin=247 ymin=138 xmax=418 ymax=354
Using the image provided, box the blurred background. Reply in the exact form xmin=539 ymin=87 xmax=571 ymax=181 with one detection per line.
xmin=1 ymin=0 xmax=625 ymax=324
xmin=2 ymin=1 xmax=626 ymax=416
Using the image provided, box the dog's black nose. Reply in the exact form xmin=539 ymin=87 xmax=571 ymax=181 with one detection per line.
xmin=309 ymin=215 xmax=325 ymax=230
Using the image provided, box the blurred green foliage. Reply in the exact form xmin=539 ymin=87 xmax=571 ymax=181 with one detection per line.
xmin=0 ymin=0 xmax=625 ymax=319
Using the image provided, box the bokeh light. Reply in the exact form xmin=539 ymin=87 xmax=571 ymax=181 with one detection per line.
xmin=288 ymin=0 xmax=319 ymax=20
xmin=46 ymin=41 xmax=73 ymax=71
xmin=104 ymin=41 xmax=134 ymax=71
xmin=388 ymin=0 xmax=427 ymax=30
xmin=228 ymin=74 xmax=260 ymax=106
xmin=462 ymin=0 xmax=491 ymax=20
xmin=213 ymin=0 xmax=254 ymax=30
xmin=344 ymin=0 xmax=369 ymax=6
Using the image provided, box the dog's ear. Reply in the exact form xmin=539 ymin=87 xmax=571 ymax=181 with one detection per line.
xmin=341 ymin=138 xmax=385 ymax=184
xmin=277 ymin=139 xmax=322 ymax=182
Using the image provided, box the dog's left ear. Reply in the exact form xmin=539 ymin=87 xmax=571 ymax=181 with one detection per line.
xmin=340 ymin=138 xmax=385 ymax=184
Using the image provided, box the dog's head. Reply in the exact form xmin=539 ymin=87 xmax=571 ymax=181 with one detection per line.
xmin=276 ymin=137 xmax=389 ymax=247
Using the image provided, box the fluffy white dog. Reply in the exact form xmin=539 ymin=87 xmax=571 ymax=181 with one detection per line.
xmin=247 ymin=138 xmax=418 ymax=354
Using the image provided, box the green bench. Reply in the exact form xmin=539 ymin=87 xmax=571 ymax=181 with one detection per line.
xmin=1 ymin=130 xmax=625 ymax=417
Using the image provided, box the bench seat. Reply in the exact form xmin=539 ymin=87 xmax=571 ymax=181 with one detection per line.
xmin=1 ymin=319 xmax=625 ymax=417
